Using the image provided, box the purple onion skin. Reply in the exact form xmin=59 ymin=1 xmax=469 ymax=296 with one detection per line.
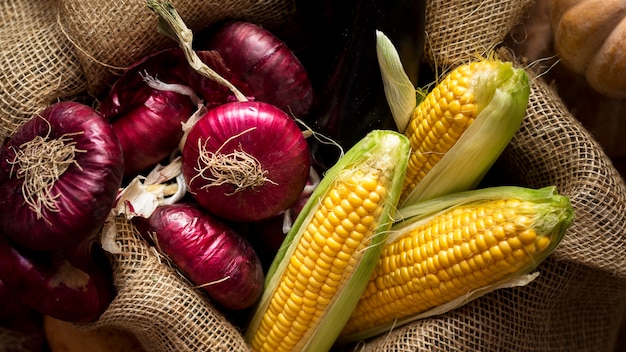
xmin=111 ymin=89 xmax=196 ymax=177
xmin=182 ymin=101 xmax=311 ymax=222
xmin=0 ymin=101 xmax=124 ymax=252
xmin=200 ymin=21 xmax=315 ymax=118
xmin=0 ymin=278 xmax=30 ymax=323
xmin=134 ymin=203 xmax=264 ymax=310
xmin=99 ymin=48 xmax=251 ymax=177
xmin=0 ymin=234 xmax=114 ymax=322
xmin=100 ymin=48 xmax=250 ymax=118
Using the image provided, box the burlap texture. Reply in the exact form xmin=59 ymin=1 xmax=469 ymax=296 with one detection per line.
xmin=355 ymin=49 xmax=626 ymax=351
xmin=0 ymin=0 xmax=86 ymax=143
xmin=423 ymin=0 xmax=533 ymax=67
xmin=1 ymin=0 xmax=625 ymax=351
xmin=58 ymin=0 xmax=296 ymax=97
xmin=0 ymin=0 xmax=295 ymax=142
xmin=0 ymin=327 xmax=36 ymax=352
xmin=82 ymin=216 xmax=251 ymax=352
xmin=353 ymin=1 xmax=626 ymax=350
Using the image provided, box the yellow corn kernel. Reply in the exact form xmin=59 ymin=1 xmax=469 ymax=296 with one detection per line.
xmin=245 ymin=130 xmax=410 ymax=352
xmin=338 ymin=186 xmax=573 ymax=343
xmin=250 ymin=173 xmax=384 ymax=352
xmin=397 ymin=60 xmax=530 ymax=209
xmin=400 ymin=60 xmax=505 ymax=204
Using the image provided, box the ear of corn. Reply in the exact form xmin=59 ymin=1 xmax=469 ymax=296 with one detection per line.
xmin=337 ymin=185 xmax=574 ymax=343
xmin=245 ymin=130 xmax=410 ymax=352
xmin=398 ymin=57 xmax=530 ymax=207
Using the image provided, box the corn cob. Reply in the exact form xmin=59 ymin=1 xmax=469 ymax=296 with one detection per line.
xmin=385 ymin=52 xmax=529 ymax=208
xmin=245 ymin=130 xmax=410 ymax=352
xmin=338 ymin=186 xmax=573 ymax=343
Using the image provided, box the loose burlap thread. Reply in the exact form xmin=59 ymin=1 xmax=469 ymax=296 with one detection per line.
xmin=82 ymin=216 xmax=251 ymax=352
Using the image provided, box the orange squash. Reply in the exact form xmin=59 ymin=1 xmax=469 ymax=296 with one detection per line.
xmin=550 ymin=0 xmax=626 ymax=98
xmin=44 ymin=316 xmax=146 ymax=352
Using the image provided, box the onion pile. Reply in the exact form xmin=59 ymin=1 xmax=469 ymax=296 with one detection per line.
xmin=0 ymin=1 xmax=319 ymax=323
xmin=0 ymin=101 xmax=122 ymax=322
xmin=99 ymin=11 xmax=314 ymax=312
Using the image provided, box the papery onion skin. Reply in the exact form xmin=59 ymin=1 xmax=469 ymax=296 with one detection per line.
xmin=199 ymin=21 xmax=315 ymax=118
xmin=0 ymin=101 xmax=124 ymax=252
xmin=0 ymin=234 xmax=114 ymax=322
xmin=133 ymin=202 xmax=264 ymax=310
xmin=182 ymin=101 xmax=311 ymax=222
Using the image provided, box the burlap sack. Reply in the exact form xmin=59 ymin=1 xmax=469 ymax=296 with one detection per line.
xmin=2 ymin=0 xmax=626 ymax=351
xmin=0 ymin=327 xmax=38 ymax=352
xmin=0 ymin=0 xmax=86 ymax=142
xmin=58 ymin=0 xmax=296 ymax=97
xmin=422 ymin=0 xmax=533 ymax=68
xmin=354 ymin=1 xmax=626 ymax=351
xmin=82 ymin=216 xmax=251 ymax=352
xmin=0 ymin=0 xmax=295 ymax=142
xmin=357 ymin=51 xmax=626 ymax=351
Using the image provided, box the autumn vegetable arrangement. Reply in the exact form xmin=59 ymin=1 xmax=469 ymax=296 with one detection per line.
xmin=0 ymin=1 xmax=576 ymax=351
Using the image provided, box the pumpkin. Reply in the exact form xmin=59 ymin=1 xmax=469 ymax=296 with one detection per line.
xmin=550 ymin=0 xmax=626 ymax=98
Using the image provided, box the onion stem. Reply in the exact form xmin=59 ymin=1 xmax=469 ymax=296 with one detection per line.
xmin=146 ymin=0 xmax=248 ymax=102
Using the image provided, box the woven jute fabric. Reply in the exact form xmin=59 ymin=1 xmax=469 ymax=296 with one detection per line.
xmin=353 ymin=1 xmax=626 ymax=350
xmin=1 ymin=0 xmax=626 ymax=351
xmin=0 ymin=0 xmax=295 ymax=142
xmin=0 ymin=0 xmax=86 ymax=142
xmin=58 ymin=0 xmax=296 ymax=97
xmin=423 ymin=0 xmax=533 ymax=67
xmin=81 ymin=216 xmax=251 ymax=352
xmin=356 ymin=48 xmax=626 ymax=351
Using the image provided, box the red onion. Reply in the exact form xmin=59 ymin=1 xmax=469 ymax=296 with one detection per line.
xmin=100 ymin=48 xmax=250 ymax=177
xmin=198 ymin=21 xmax=315 ymax=118
xmin=109 ymin=88 xmax=195 ymax=177
xmin=133 ymin=202 xmax=264 ymax=310
xmin=100 ymin=48 xmax=246 ymax=116
xmin=181 ymin=101 xmax=311 ymax=222
xmin=0 ymin=101 xmax=124 ymax=252
xmin=0 ymin=234 xmax=113 ymax=322
xmin=0 ymin=279 xmax=27 ymax=322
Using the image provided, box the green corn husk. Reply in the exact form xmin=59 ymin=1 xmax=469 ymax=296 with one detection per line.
xmin=245 ymin=130 xmax=410 ymax=352
xmin=404 ymin=61 xmax=529 ymax=207
xmin=337 ymin=185 xmax=574 ymax=344
xmin=376 ymin=30 xmax=531 ymax=208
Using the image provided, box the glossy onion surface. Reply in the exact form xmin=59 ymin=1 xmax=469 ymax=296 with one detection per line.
xmin=136 ymin=203 xmax=264 ymax=310
xmin=100 ymin=48 xmax=248 ymax=177
xmin=203 ymin=21 xmax=315 ymax=118
xmin=0 ymin=101 xmax=124 ymax=251
xmin=0 ymin=234 xmax=113 ymax=322
xmin=182 ymin=101 xmax=310 ymax=222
